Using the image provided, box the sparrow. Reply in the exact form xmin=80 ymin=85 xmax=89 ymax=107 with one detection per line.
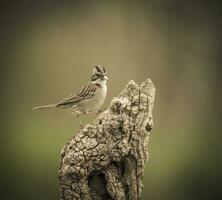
xmin=33 ymin=65 xmax=108 ymax=127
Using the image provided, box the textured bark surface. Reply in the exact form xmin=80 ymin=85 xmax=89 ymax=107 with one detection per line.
xmin=58 ymin=79 xmax=156 ymax=200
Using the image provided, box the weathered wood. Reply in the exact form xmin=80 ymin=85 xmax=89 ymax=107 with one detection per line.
xmin=58 ymin=79 xmax=156 ymax=200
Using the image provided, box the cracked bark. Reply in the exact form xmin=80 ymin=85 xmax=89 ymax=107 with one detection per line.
xmin=58 ymin=79 xmax=156 ymax=200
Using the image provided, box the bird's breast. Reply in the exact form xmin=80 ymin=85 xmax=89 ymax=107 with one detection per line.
xmin=92 ymin=85 xmax=107 ymax=108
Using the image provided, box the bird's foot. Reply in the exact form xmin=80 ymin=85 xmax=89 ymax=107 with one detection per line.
xmin=97 ymin=107 xmax=107 ymax=114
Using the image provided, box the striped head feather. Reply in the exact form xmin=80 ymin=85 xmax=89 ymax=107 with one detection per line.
xmin=91 ymin=65 xmax=107 ymax=82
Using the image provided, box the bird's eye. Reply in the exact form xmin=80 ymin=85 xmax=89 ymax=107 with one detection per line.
xmin=97 ymin=73 xmax=102 ymax=77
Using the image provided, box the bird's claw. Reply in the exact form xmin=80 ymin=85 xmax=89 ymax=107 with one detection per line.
xmin=97 ymin=107 xmax=107 ymax=114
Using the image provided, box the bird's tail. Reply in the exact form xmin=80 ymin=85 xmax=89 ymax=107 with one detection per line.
xmin=33 ymin=104 xmax=56 ymax=110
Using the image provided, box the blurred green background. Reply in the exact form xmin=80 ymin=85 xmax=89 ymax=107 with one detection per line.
xmin=1 ymin=0 xmax=221 ymax=199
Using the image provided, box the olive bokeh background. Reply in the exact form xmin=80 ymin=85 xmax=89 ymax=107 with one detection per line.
xmin=1 ymin=1 xmax=222 ymax=200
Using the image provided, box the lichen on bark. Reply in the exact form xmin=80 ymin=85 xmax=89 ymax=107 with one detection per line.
xmin=58 ymin=79 xmax=156 ymax=200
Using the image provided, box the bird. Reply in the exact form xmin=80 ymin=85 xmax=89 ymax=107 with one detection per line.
xmin=33 ymin=65 xmax=108 ymax=127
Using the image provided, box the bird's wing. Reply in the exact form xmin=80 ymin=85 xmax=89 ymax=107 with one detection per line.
xmin=56 ymin=82 xmax=97 ymax=108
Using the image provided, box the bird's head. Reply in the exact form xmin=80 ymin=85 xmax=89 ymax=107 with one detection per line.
xmin=91 ymin=65 xmax=108 ymax=84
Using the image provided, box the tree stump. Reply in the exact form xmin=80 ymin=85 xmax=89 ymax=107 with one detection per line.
xmin=58 ymin=79 xmax=156 ymax=200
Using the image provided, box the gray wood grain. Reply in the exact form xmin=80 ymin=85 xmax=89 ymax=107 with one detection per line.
xmin=58 ymin=79 xmax=156 ymax=200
